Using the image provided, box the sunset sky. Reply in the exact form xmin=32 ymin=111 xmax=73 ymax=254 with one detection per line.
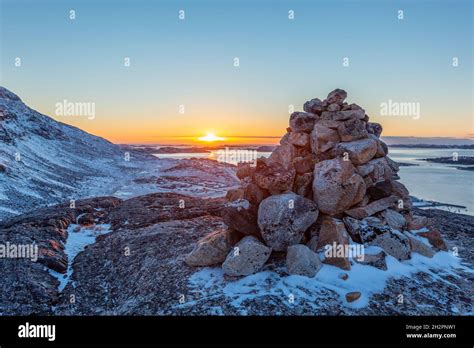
xmin=1 ymin=0 xmax=472 ymax=144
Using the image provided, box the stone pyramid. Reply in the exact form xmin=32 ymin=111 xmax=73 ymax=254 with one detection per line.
xmin=186 ymin=89 xmax=446 ymax=278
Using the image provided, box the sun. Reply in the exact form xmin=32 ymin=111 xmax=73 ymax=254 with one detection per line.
xmin=198 ymin=132 xmax=225 ymax=142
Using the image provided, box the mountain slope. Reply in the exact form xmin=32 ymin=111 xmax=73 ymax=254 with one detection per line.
xmin=0 ymin=87 xmax=152 ymax=220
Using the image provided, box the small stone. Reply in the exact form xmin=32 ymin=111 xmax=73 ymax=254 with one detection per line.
xmin=340 ymin=273 xmax=349 ymax=280
xmin=303 ymin=98 xmax=324 ymax=115
xmin=345 ymin=291 xmax=361 ymax=303
xmin=345 ymin=195 xmax=398 ymax=220
xmin=366 ymin=122 xmax=383 ymax=137
xmin=337 ymin=118 xmax=368 ymax=142
xmin=225 ymin=187 xmax=244 ymax=201
xmin=287 ymin=131 xmax=310 ymax=147
xmin=380 ymin=209 xmax=406 ymax=231
xmin=368 ymin=230 xmax=411 ymax=261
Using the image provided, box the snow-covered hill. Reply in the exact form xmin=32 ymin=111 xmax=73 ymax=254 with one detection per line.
xmin=0 ymin=87 xmax=153 ymax=220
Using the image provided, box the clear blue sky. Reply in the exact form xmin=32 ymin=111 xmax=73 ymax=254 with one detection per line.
xmin=1 ymin=0 xmax=472 ymax=143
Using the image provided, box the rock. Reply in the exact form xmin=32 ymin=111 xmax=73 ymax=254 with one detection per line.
xmin=312 ymin=158 xmax=366 ymax=215
xmin=390 ymin=180 xmax=412 ymax=211
xmin=336 ymin=138 xmax=378 ymax=165
xmin=327 ymin=103 xmax=341 ymax=111
xmin=356 ymin=250 xmax=387 ymax=270
xmin=368 ymin=230 xmax=411 ymax=261
xmin=0 ymin=164 xmax=6 ymax=173
xmin=345 ymin=195 xmax=398 ymax=220
xmin=225 ymin=187 xmax=244 ymax=201
xmin=293 ymin=172 xmax=313 ymax=197
xmin=303 ymin=98 xmax=324 ymax=115
xmin=408 ymin=215 xmax=429 ymax=230
xmin=317 ymin=218 xmax=351 ymax=270
xmin=267 ymin=143 xmax=297 ymax=169
xmin=366 ymin=122 xmax=383 ymax=137
xmin=340 ymin=273 xmax=349 ymax=280
xmin=364 ymin=158 xmax=396 ymax=182
xmin=323 ymin=250 xmax=351 ymax=270
xmin=380 ymin=209 xmax=406 ymax=230
xmin=306 ymin=235 xmax=319 ymax=252
xmin=222 ymin=236 xmax=271 ymax=276
xmin=417 ymin=228 xmax=448 ymax=251
xmin=408 ymin=235 xmax=435 ymax=258
xmin=222 ymin=199 xmax=260 ymax=236
xmin=287 ymin=131 xmax=310 ymax=147
xmin=345 ymin=291 xmax=362 ymax=303
xmin=321 ymin=109 xmax=365 ymax=122
xmin=337 ymin=118 xmax=368 ymax=142
xmin=289 ymin=112 xmax=319 ymax=133
xmin=242 ymin=182 xmax=270 ymax=206
xmin=236 ymin=162 xmax=255 ymax=180
xmin=258 ymin=192 xmax=319 ymax=251
xmin=326 ymin=89 xmax=348 ymax=104
xmin=185 ymin=228 xmax=241 ymax=266
xmin=369 ymin=134 xmax=388 ymax=157
xmin=254 ymin=160 xmax=296 ymax=194
xmin=316 ymin=217 xmax=350 ymax=250
xmin=293 ymin=155 xmax=315 ymax=174
xmin=286 ymin=244 xmax=322 ymax=277
xmin=78 ymin=213 xmax=94 ymax=226
xmin=367 ymin=180 xmax=393 ymax=200
xmin=343 ymin=216 xmax=391 ymax=244
xmin=310 ymin=123 xmax=341 ymax=153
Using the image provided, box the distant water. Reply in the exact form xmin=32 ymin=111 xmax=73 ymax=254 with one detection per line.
xmin=154 ymin=148 xmax=474 ymax=215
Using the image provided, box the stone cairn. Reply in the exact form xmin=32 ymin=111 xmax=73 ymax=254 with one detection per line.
xmin=186 ymin=89 xmax=447 ymax=284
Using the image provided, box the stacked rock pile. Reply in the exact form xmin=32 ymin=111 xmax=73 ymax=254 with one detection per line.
xmin=185 ymin=89 xmax=447 ymax=283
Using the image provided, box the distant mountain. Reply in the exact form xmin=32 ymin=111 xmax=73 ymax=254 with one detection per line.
xmin=382 ymin=136 xmax=474 ymax=146
xmin=0 ymin=87 xmax=153 ymax=220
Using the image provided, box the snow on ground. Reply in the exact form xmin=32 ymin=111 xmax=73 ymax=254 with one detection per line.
xmin=48 ymin=224 xmax=111 ymax=291
xmin=183 ymin=249 xmax=473 ymax=314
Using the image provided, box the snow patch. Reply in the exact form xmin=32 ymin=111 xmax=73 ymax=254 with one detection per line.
xmin=48 ymin=224 xmax=111 ymax=291
xmin=185 ymin=251 xmax=472 ymax=314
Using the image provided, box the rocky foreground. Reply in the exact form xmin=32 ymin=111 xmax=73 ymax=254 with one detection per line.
xmin=0 ymin=192 xmax=472 ymax=315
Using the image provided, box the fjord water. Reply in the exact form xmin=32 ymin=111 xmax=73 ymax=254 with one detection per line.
xmin=155 ymin=147 xmax=474 ymax=215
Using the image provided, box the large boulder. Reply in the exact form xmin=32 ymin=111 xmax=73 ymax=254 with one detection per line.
xmin=326 ymin=89 xmax=348 ymax=104
xmin=222 ymin=236 xmax=271 ymax=276
xmin=286 ymin=244 xmax=322 ymax=277
xmin=221 ymin=199 xmax=260 ymax=236
xmin=254 ymin=160 xmax=296 ymax=194
xmin=267 ymin=143 xmax=297 ymax=169
xmin=380 ymin=209 xmax=406 ymax=231
xmin=258 ymin=192 xmax=319 ymax=251
xmin=185 ymin=228 xmax=241 ymax=266
xmin=289 ymin=112 xmax=319 ymax=133
xmin=316 ymin=217 xmax=350 ymax=250
xmin=343 ymin=216 xmax=391 ymax=244
xmin=336 ymin=138 xmax=378 ymax=165
xmin=337 ymin=118 xmax=368 ymax=142
xmin=310 ymin=123 xmax=341 ymax=153
xmin=286 ymin=131 xmax=310 ymax=147
xmin=303 ymin=98 xmax=325 ymax=115
xmin=321 ymin=109 xmax=365 ymax=122
xmin=368 ymin=230 xmax=411 ymax=261
xmin=312 ymin=158 xmax=366 ymax=215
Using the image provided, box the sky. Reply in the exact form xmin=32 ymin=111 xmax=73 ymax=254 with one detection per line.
xmin=0 ymin=0 xmax=472 ymax=144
